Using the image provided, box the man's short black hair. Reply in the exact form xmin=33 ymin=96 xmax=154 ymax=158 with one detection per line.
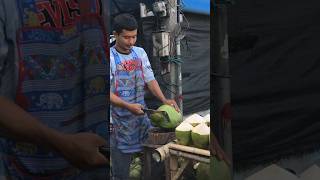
xmin=113 ymin=13 xmax=138 ymax=33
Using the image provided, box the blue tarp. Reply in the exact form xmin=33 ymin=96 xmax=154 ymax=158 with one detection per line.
xmin=182 ymin=0 xmax=210 ymax=15
xmin=110 ymin=0 xmax=210 ymax=16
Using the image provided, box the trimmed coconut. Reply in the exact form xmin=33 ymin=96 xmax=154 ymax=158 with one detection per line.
xmin=196 ymin=162 xmax=210 ymax=180
xmin=150 ymin=113 xmax=162 ymax=126
xmin=185 ymin=113 xmax=204 ymax=127
xmin=175 ymin=122 xmax=193 ymax=145
xmin=211 ymin=156 xmax=231 ymax=180
xmin=203 ymin=114 xmax=210 ymax=126
xmin=191 ymin=123 xmax=210 ymax=149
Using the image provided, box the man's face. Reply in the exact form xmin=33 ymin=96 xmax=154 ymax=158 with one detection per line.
xmin=114 ymin=29 xmax=137 ymax=54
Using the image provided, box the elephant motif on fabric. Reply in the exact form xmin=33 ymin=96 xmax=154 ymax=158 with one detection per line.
xmin=37 ymin=93 xmax=63 ymax=109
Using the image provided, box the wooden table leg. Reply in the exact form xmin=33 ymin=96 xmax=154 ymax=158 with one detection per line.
xmin=170 ymin=155 xmax=178 ymax=180
xmin=143 ymin=148 xmax=152 ymax=180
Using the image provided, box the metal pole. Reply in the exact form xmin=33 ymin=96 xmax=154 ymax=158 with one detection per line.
xmin=176 ymin=0 xmax=183 ymax=114
xmin=212 ymin=0 xmax=233 ymax=175
xmin=176 ymin=37 xmax=183 ymax=113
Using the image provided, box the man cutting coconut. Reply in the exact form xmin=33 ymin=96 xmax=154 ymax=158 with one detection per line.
xmin=110 ymin=13 xmax=179 ymax=180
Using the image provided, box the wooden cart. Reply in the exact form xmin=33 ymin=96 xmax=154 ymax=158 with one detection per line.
xmin=142 ymin=128 xmax=210 ymax=180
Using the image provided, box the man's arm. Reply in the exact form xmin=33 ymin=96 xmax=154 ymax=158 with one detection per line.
xmin=139 ymin=48 xmax=180 ymax=112
xmin=146 ymin=80 xmax=180 ymax=112
xmin=0 ymin=96 xmax=108 ymax=169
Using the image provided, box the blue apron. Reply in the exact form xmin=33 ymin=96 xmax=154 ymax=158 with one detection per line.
xmin=1 ymin=1 xmax=108 ymax=179
xmin=111 ymin=47 xmax=151 ymax=153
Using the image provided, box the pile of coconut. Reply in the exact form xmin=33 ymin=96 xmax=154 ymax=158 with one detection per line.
xmin=175 ymin=113 xmax=211 ymax=149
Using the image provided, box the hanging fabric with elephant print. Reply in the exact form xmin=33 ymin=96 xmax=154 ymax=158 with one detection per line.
xmin=1 ymin=0 xmax=108 ymax=179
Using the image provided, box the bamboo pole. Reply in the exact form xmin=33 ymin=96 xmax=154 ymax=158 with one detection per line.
xmin=153 ymin=142 xmax=211 ymax=163
xmin=153 ymin=142 xmax=173 ymax=162
xmin=169 ymin=149 xmax=210 ymax=164
xmin=169 ymin=144 xmax=210 ymax=157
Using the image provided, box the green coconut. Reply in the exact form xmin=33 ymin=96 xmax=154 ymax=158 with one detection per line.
xmin=185 ymin=113 xmax=204 ymax=127
xmin=210 ymin=156 xmax=232 ymax=180
xmin=175 ymin=122 xmax=193 ymax=145
xmin=129 ymin=156 xmax=142 ymax=180
xmin=150 ymin=104 xmax=182 ymax=129
xmin=150 ymin=112 xmax=162 ymax=126
xmin=191 ymin=123 xmax=210 ymax=149
xmin=195 ymin=162 xmax=210 ymax=180
xmin=203 ymin=114 xmax=210 ymax=127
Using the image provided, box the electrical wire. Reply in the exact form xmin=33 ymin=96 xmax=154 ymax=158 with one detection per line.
xmin=138 ymin=0 xmax=192 ymax=97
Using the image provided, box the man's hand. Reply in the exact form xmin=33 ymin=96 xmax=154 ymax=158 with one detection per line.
xmin=146 ymin=80 xmax=181 ymax=112
xmin=53 ymin=132 xmax=109 ymax=170
xmin=127 ymin=103 xmax=144 ymax=115
xmin=0 ymin=96 xmax=109 ymax=170
xmin=110 ymin=92 xmax=144 ymax=115
xmin=163 ymin=99 xmax=180 ymax=112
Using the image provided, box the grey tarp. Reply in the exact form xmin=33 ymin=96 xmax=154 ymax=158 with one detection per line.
xmin=141 ymin=12 xmax=210 ymax=114
xmin=228 ymin=0 xmax=320 ymax=170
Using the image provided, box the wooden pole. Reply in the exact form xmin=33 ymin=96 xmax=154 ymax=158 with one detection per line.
xmin=212 ymin=0 xmax=233 ymax=174
xmin=169 ymin=155 xmax=178 ymax=180
xmin=172 ymin=159 xmax=189 ymax=180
